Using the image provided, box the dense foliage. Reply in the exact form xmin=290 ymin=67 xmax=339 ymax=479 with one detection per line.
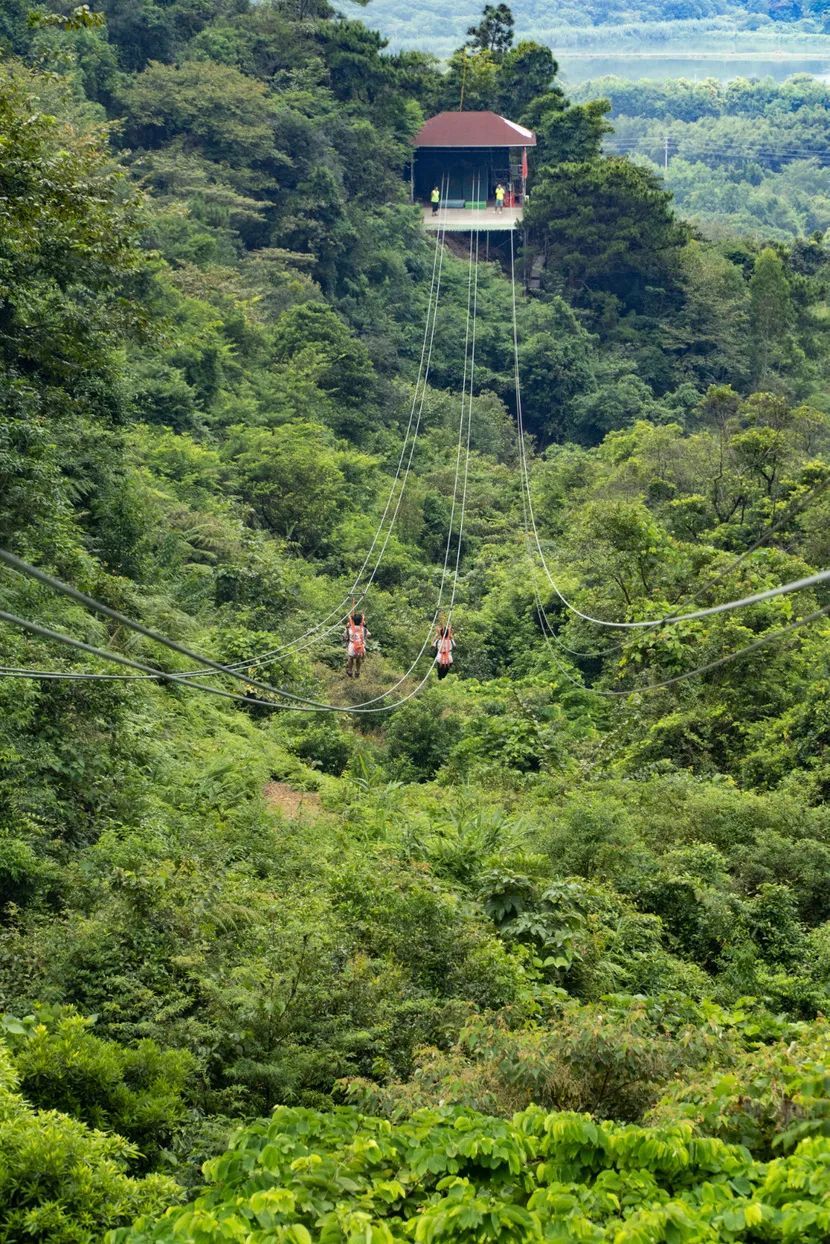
xmin=579 ymin=74 xmax=830 ymax=241
xmin=113 ymin=1101 xmax=830 ymax=1242
xmin=0 ymin=1040 xmax=176 ymax=1242
xmin=1 ymin=1 xmax=830 ymax=1240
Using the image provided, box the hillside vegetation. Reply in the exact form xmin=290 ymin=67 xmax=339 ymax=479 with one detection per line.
xmin=344 ymin=0 xmax=830 ymax=55
xmin=577 ymin=73 xmax=830 ymax=241
xmin=1 ymin=2 xmax=830 ymax=1241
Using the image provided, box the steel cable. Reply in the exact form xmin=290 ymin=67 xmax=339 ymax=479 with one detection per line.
xmin=507 ymin=232 xmax=830 ymax=696
xmin=0 ymin=208 xmax=482 ymax=715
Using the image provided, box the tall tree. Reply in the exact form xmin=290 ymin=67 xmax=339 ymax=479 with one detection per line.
xmin=116 ymin=59 xmax=277 ymax=168
xmin=497 ymin=41 xmax=560 ymax=119
xmin=466 ymin=3 xmax=514 ymax=57
xmin=526 ymin=158 xmax=688 ymax=325
xmin=530 ymin=98 xmax=612 ymax=166
xmin=749 ymin=247 xmax=795 ymax=385
xmin=443 ymin=47 xmax=499 ymax=112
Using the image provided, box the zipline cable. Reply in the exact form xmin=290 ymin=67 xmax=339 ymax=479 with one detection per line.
xmin=0 ymin=210 xmax=482 ymax=715
xmin=325 ymin=190 xmax=482 ymax=712
xmin=284 ymin=205 xmax=479 ymax=713
xmin=0 ymin=562 xmax=324 ymax=711
xmin=533 ymin=529 xmax=830 ymax=629
xmin=522 ymin=531 xmax=830 ymax=698
xmin=214 ymin=174 xmax=455 ymax=673
xmin=525 ymin=584 xmax=830 ymax=699
xmin=449 ymin=225 xmax=479 ymax=609
xmin=247 ymin=171 xmax=457 ymax=672
xmin=509 ymin=229 xmax=602 ymax=686
xmin=527 ymin=469 xmax=830 ymax=662
xmin=214 ymin=184 xmax=482 ymax=712
xmin=504 ymin=381 xmax=830 ymax=630
xmin=507 ymin=231 xmax=830 ymax=696
xmin=589 ymin=604 xmax=830 ymax=697
xmin=0 ymin=608 xmax=289 ymax=708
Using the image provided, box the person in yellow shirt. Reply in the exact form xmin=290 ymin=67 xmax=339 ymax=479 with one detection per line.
xmin=430 ymin=186 xmax=440 ymax=216
xmin=495 ymin=183 xmax=506 ymax=213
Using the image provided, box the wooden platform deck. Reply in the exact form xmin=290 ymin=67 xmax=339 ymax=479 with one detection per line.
xmin=422 ymin=206 xmax=523 ymax=232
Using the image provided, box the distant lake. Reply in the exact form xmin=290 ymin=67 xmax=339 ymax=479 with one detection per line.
xmin=559 ymin=52 xmax=830 ymax=85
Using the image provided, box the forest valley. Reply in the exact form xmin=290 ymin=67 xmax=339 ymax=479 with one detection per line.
xmin=2 ymin=2 xmax=830 ymax=1241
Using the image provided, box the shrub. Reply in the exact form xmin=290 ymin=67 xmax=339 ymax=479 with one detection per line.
xmin=4 ymin=1011 xmax=194 ymax=1171
xmin=648 ymin=1021 xmax=830 ymax=1158
xmin=0 ymin=1042 xmax=178 ymax=1243
xmin=346 ymin=995 xmax=727 ymax=1123
xmin=110 ymin=1101 xmax=830 ymax=1242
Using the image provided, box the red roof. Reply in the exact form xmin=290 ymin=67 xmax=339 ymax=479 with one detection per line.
xmin=414 ymin=111 xmax=536 ymax=149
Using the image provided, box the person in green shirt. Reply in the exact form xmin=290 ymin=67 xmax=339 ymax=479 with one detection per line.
xmin=430 ymin=186 xmax=440 ymax=216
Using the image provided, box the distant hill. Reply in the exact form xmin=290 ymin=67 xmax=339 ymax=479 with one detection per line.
xmin=348 ymin=0 xmax=830 ymax=56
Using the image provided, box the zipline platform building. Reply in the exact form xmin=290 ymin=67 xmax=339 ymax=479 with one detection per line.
xmin=412 ymin=111 xmax=535 ymax=232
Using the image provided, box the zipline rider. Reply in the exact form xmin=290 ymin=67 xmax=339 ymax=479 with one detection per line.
xmin=433 ymin=622 xmax=455 ymax=679
xmin=344 ymin=611 xmax=370 ymax=679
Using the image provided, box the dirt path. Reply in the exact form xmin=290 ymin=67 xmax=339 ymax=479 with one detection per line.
xmin=264 ymin=781 xmax=321 ymax=820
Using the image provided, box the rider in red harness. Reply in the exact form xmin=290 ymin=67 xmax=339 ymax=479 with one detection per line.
xmin=344 ymin=611 xmax=370 ymax=679
xmin=432 ymin=623 xmax=455 ymax=679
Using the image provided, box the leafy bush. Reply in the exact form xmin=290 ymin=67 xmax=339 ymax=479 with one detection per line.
xmin=346 ymin=994 xmax=727 ymax=1122
xmin=2 ymin=1010 xmax=194 ymax=1170
xmin=0 ymin=1041 xmax=178 ymax=1243
xmin=648 ymin=1021 xmax=830 ymax=1158
xmin=111 ymin=1101 xmax=830 ymax=1242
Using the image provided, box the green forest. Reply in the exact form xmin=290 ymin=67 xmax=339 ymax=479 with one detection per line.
xmin=346 ymin=0 xmax=830 ymax=56
xmin=2 ymin=1 xmax=830 ymax=1241
xmin=577 ymin=74 xmax=830 ymax=242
